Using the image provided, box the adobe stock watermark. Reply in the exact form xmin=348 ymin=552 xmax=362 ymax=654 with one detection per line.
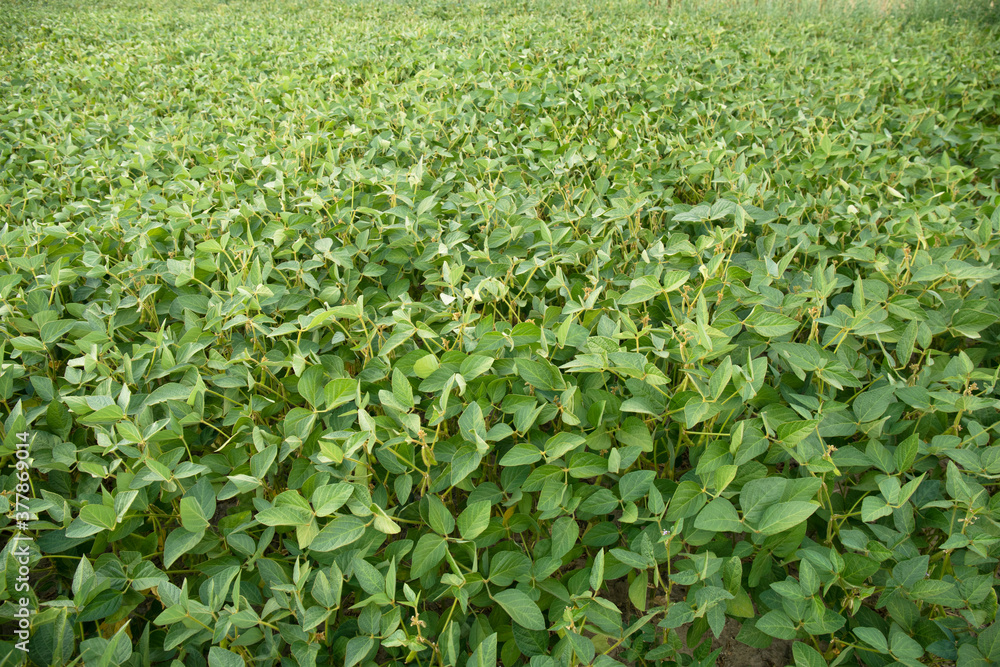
xmin=10 ymin=430 xmax=33 ymax=653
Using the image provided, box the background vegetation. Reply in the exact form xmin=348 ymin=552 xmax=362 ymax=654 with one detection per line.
xmin=1 ymin=0 xmax=998 ymax=665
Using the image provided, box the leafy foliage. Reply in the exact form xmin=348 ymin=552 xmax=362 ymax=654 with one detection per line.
xmin=1 ymin=0 xmax=999 ymax=666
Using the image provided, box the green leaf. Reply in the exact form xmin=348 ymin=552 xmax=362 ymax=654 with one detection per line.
xmin=894 ymin=433 xmax=918 ymax=472
xmin=909 ymin=579 xmax=962 ymax=606
xmin=861 ymin=495 xmax=892 ymax=522
xmin=312 ymin=483 xmax=355 ymax=516
xmin=756 ymin=610 xmax=797 ymax=640
xmin=371 ymin=504 xmax=402 ymax=535
xmin=727 ymin=588 xmax=755 ymax=618
xmin=745 ymin=309 xmax=799 ymax=337
xmin=568 ymin=452 xmax=607 ymax=478
xmin=709 ymin=357 xmax=733 ymax=400
xmin=410 ymin=533 xmax=448 ymax=579
xmin=256 ymin=506 xmax=313 ymax=526
xmin=163 ymin=527 xmax=204 ymax=568
xmin=773 ymin=342 xmax=823 ymax=372
xmin=311 ymin=516 xmax=366 ymax=552
xmin=543 ymin=432 xmax=585 ymax=460
xmin=590 ymin=548 xmax=605 ymax=591
xmin=978 ymin=622 xmax=1000 ymax=662
xmin=146 ymin=383 xmax=193 ymax=405
xmin=250 ymin=444 xmax=278 ymax=479
xmin=11 ymin=336 xmax=44 ymax=352
xmin=855 ymin=627 xmax=889 ymax=653
xmin=78 ymin=404 xmax=125 ymax=425
xmin=391 ymin=367 xmax=414 ymax=409
xmin=793 ymin=642 xmax=828 ymax=667
xmin=29 ymin=607 xmax=75 ymax=666
xmin=324 ymin=378 xmax=357 ymax=410
xmin=458 ymin=501 xmax=490 ymax=540
xmin=469 ymin=634 xmax=497 ymax=667
xmin=618 ymin=470 xmax=655 ymax=502
xmin=517 ymin=358 xmax=563 ymax=391
xmin=665 ymin=481 xmax=706 ymax=521
xmin=451 ymin=445 xmax=482 ymax=485
xmin=618 ymin=579 xmax=646 ymax=623
xmin=413 ymin=354 xmax=440 ymax=378
xmin=892 ymin=555 xmax=929 ymax=588
xmin=426 ymin=494 xmax=456 ymax=536
xmin=460 ymin=354 xmax=494 ymax=380
xmin=345 ymin=637 xmax=374 ymax=667
xmin=488 ymin=551 xmax=531 ymax=586
xmin=889 ymin=625 xmax=923 ymax=660
xmin=78 ymin=589 xmax=123 ymax=624
xmin=352 ymin=559 xmax=385 ymax=596
xmin=500 ymin=443 xmax=542 ymax=466
xmin=179 ymin=496 xmax=210 ymax=533
xmin=551 ymin=516 xmax=579 ymax=559
xmin=618 ymin=283 xmax=661 ymax=305
xmin=209 ymin=647 xmax=246 ymax=667
xmin=853 ymin=386 xmax=895 ymax=423
xmin=776 ymin=420 xmax=819 ymax=446
xmin=756 ymin=501 xmax=818 ymax=535
xmin=661 ymin=269 xmax=690 ymax=293
xmin=694 ymin=497 xmax=744 ymax=533
xmin=80 ymin=504 xmax=117 ymax=532
xmin=298 ymin=366 xmax=327 ymax=409
xmin=494 ymin=589 xmax=546 ymax=631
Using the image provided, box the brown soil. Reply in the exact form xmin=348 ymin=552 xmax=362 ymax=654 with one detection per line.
xmin=600 ymin=563 xmax=795 ymax=667
xmin=676 ymin=617 xmax=795 ymax=667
